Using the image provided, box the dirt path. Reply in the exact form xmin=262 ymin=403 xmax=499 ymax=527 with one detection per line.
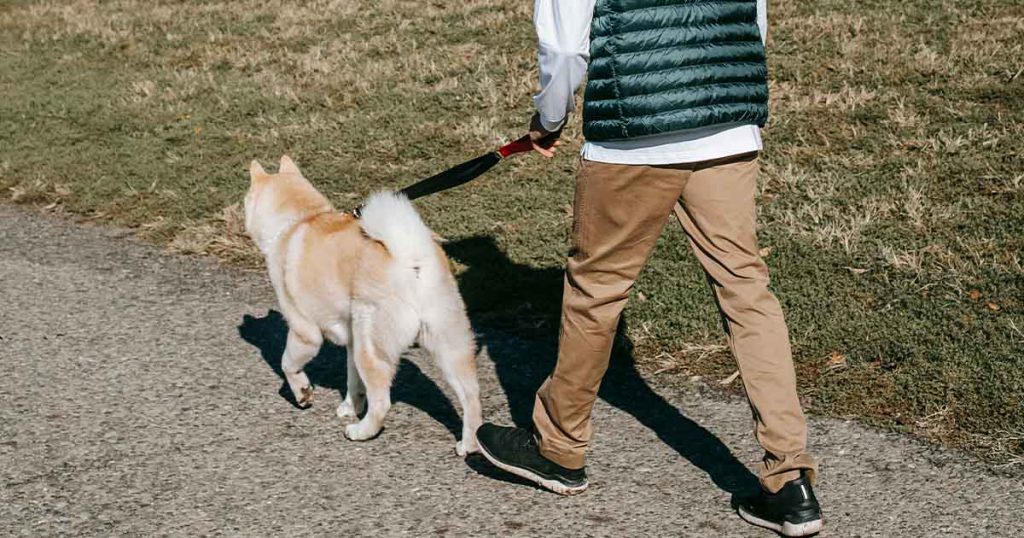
xmin=1 ymin=204 xmax=1021 ymax=537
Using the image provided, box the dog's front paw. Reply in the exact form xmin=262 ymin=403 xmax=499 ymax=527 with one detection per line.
xmin=336 ymin=398 xmax=365 ymax=421
xmin=284 ymin=371 xmax=314 ymax=409
xmin=296 ymin=385 xmax=314 ymax=408
xmin=344 ymin=421 xmax=380 ymax=442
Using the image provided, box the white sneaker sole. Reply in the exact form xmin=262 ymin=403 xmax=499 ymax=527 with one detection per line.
xmin=478 ymin=443 xmax=588 ymax=496
xmin=737 ymin=506 xmax=823 ymax=537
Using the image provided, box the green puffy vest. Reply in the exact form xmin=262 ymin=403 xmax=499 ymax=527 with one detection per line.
xmin=583 ymin=0 xmax=769 ymax=142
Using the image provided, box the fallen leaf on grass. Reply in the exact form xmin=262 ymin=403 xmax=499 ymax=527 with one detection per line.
xmin=968 ymin=289 xmax=982 ymax=301
xmin=987 ymin=301 xmax=1001 ymax=311
xmin=759 ymin=246 xmax=772 ymax=257
xmin=844 ymin=266 xmax=869 ymax=275
xmin=719 ymin=370 xmax=740 ymax=385
xmin=825 ymin=351 xmax=847 ymax=371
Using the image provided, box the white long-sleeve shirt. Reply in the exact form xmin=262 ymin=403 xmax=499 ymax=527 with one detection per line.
xmin=534 ymin=0 xmax=769 ymax=165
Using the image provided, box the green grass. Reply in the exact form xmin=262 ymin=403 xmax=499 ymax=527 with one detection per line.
xmin=1 ymin=0 xmax=1021 ymax=462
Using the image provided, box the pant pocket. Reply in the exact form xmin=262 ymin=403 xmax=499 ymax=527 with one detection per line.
xmin=571 ymin=159 xmax=592 ymax=258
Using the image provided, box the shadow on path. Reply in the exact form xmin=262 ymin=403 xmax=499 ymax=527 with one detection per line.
xmin=238 ymin=311 xmax=462 ymax=438
xmin=445 ymin=235 xmax=759 ymax=496
xmin=235 ymin=234 xmax=758 ymax=496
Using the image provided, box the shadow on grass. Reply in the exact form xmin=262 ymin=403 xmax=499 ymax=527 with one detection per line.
xmin=445 ymin=235 xmax=759 ymax=496
xmin=235 ymin=234 xmax=758 ymax=497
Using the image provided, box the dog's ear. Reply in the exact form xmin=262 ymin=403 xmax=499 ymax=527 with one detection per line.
xmin=279 ymin=155 xmax=300 ymax=176
xmin=250 ymin=160 xmax=267 ymax=184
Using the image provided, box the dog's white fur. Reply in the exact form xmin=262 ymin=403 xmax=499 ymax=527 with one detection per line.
xmin=244 ymin=156 xmax=482 ymax=455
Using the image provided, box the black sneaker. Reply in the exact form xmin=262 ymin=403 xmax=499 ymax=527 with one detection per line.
xmin=476 ymin=423 xmax=588 ymax=495
xmin=737 ymin=471 xmax=823 ymax=536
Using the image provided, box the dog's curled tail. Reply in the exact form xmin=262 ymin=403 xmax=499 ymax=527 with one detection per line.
xmin=358 ymin=191 xmax=439 ymax=274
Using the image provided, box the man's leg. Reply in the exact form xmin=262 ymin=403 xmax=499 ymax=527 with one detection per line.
xmin=477 ymin=159 xmax=687 ymax=494
xmin=674 ymin=152 xmax=816 ymax=490
xmin=532 ymin=159 xmax=688 ymax=469
xmin=673 ymin=152 xmax=821 ymax=536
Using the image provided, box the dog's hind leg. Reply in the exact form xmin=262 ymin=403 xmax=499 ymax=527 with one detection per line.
xmin=343 ymin=307 xmax=399 ymax=441
xmin=282 ymin=328 xmax=323 ymax=408
xmin=420 ymin=307 xmax=483 ymax=457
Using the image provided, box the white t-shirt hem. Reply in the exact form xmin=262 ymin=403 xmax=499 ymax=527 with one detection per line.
xmin=581 ymin=123 xmax=763 ymax=165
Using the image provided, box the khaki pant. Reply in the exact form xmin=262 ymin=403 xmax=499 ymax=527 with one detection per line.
xmin=532 ymin=153 xmax=817 ymax=493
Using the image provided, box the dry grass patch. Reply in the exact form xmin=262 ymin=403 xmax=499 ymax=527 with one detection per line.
xmin=169 ymin=203 xmax=260 ymax=267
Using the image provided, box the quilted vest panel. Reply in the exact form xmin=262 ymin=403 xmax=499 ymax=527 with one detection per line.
xmin=583 ymin=0 xmax=769 ymax=141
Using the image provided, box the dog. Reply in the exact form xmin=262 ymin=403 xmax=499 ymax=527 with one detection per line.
xmin=244 ymin=155 xmax=482 ymax=456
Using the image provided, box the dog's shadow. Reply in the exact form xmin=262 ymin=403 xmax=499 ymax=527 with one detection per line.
xmin=238 ymin=311 xmax=462 ymax=438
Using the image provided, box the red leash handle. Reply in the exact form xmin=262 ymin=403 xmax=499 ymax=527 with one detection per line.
xmin=497 ymin=135 xmax=534 ymax=158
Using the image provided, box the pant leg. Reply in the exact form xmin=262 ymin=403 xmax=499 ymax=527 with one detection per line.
xmin=533 ymin=159 xmax=687 ymax=469
xmin=673 ymin=152 xmax=817 ymax=492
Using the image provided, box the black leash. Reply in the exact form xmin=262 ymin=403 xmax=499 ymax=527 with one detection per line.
xmin=353 ymin=135 xmax=533 ymax=217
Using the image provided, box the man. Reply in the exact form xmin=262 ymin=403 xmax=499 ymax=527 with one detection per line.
xmin=475 ymin=1 xmax=823 ymax=535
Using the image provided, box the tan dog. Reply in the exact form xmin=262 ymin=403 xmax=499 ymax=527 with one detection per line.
xmin=244 ymin=156 xmax=482 ymax=456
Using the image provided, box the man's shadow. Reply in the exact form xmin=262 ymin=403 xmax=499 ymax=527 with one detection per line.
xmin=445 ymin=235 xmax=759 ymax=496
xmin=238 ymin=311 xmax=462 ymax=438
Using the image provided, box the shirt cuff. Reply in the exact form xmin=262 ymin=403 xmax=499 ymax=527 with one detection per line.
xmin=537 ymin=114 xmax=566 ymax=133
